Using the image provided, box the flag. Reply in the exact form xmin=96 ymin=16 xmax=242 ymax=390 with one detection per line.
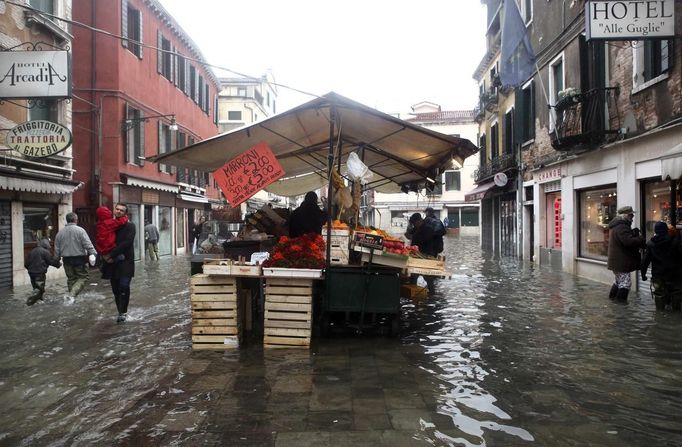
xmin=500 ymin=0 xmax=536 ymax=88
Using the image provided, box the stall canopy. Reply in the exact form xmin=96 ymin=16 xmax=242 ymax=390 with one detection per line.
xmin=152 ymin=92 xmax=478 ymax=197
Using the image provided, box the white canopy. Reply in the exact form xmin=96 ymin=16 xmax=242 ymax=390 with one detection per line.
xmin=153 ymin=92 xmax=478 ymax=197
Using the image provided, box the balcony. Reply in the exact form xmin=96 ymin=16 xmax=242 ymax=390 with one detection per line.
xmin=474 ymin=152 xmax=517 ymax=183
xmin=550 ymin=87 xmax=621 ymax=151
xmin=480 ymin=88 xmax=499 ymax=112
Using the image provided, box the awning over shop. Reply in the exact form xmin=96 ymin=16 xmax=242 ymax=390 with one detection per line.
xmin=152 ymin=92 xmax=478 ymax=197
xmin=465 ymin=181 xmax=496 ymax=202
xmin=0 ymin=175 xmax=83 ymax=194
xmin=124 ymin=175 xmax=179 ymax=193
xmin=661 ymin=152 xmax=682 ymax=181
xmin=178 ymin=192 xmax=208 ymax=203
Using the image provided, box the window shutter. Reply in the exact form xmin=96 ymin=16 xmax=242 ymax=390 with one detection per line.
xmin=138 ymin=110 xmax=145 ymax=167
xmin=170 ymin=127 xmax=177 ymax=174
xmin=173 ymin=47 xmax=179 ymax=87
xmin=157 ymin=30 xmax=163 ymax=74
xmin=158 ymin=121 xmax=164 ymax=172
xmin=529 ymin=81 xmax=535 ymax=139
xmin=137 ymin=10 xmax=143 ymax=58
xmin=123 ymin=103 xmax=130 ymax=162
xmin=121 ymin=0 xmax=128 ymax=48
xmin=514 ymin=87 xmax=525 ymax=145
xmin=214 ymin=95 xmax=218 ymax=125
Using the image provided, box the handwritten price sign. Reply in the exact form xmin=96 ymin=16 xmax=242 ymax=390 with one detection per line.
xmin=213 ymin=141 xmax=285 ymax=207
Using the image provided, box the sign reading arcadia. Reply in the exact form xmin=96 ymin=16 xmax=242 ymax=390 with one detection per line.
xmin=6 ymin=120 xmax=72 ymax=158
xmin=0 ymin=50 xmax=71 ymax=98
xmin=213 ymin=141 xmax=285 ymax=207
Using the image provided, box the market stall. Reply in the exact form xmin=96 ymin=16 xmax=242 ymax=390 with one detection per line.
xmin=153 ymin=92 xmax=477 ymax=348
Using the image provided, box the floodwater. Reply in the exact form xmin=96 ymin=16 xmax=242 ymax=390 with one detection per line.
xmin=1 ymin=236 xmax=681 ymax=446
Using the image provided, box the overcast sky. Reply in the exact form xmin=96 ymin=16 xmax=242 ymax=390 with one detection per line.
xmin=159 ymin=0 xmax=487 ymax=115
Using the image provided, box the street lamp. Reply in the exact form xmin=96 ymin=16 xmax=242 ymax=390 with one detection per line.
xmin=122 ymin=114 xmax=178 ymax=131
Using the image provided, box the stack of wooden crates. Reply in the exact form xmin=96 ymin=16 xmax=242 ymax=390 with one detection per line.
xmin=323 ymin=229 xmax=350 ymax=265
xmin=190 ymin=274 xmax=241 ymax=350
xmin=264 ymin=277 xmax=314 ymax=348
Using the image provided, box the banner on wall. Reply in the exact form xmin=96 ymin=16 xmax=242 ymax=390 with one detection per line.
xmin=212 ymin=141 xmax=285 ymax=207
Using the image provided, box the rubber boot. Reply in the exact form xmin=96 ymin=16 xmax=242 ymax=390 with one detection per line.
xmin=26 ymin=289 xmax=42 ymax=306
xmin=615 ymin=288 xmax=629 ymax=302
xmin=608 ymin=284 xmax=618 ymax=300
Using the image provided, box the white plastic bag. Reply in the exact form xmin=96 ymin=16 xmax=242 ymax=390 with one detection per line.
xmin=346 ymin=152 xmax=374 ymax=184
xmin=88 ymin=254 xmax=97 ymax=267
xmin=416 ymin=275 xmax=428 ymax=288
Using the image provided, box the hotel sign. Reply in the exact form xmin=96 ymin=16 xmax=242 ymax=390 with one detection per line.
xmin=586 ymin=1 xmax=676 ymax=40
xmin=0 ymin=50 xmax=71 ymax=98
xmin=6 ymin=120 xmax=72 ymax=158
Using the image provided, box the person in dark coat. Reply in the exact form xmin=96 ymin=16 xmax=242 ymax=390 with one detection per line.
xmin=24 ymin=239 xmax=61 ymax=306
xmin=103 ymin=203 xmax=136 ymax=323
xmin=289 ymin=191 xmax=327 ymax=238
xmin=607 ymin=205 xmax=645 ymax=302
xmin=409 ymin=208 xmax=446 ymax=257
xmin=641 ymin=221 xmax=682 ymax=310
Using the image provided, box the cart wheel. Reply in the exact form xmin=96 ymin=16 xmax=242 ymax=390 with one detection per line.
xmin=390 ymin=315 xmax=401 ymax=336
xmin=320 ymin=313 xmax=330 ymax=337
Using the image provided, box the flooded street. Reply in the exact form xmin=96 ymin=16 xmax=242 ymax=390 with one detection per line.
xmin=1 ymin=236 xmax=681 ymax=446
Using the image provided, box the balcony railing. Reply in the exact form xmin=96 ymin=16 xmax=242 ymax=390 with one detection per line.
xmin=551 ymin=87 xmax=621 ymax=151
xmin=474 ymin=152 xmax=517 ymax=183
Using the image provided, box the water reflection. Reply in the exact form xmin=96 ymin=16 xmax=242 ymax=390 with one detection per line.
xmin=0 ymin=236 xmax=681 ymax=446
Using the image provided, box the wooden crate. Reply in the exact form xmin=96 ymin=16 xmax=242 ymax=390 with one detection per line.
xmin=330 ymin=244 xmax=349 ymax=265
xmin=190 ymin=274 xmax=241 ymax=350
xmin=202 ymin=259 xmax=232 ymax=275
xmin=264 ymin=278 xmax=313 ymax=348
xmin=406 ymin=257 xmax=445 ymax=270
xmin=401 ymin=284 xmax=428 ymax=299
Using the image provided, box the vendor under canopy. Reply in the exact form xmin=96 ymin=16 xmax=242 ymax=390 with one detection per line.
xmin=289 ymin=191 xmax=328 ymax=238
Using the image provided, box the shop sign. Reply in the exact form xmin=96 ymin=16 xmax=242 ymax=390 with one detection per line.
xmin=354 ymin=231 xmax=384 ymax=250
xmin=0 ymin=50 xmax=71 ymax=98
xmin=5 ymin=120 xmax=72 ymax=158
xmin=586 ymin=0 xmax=675 ymax=41
xmin=538 ymin=167 xmax=562 ymax=183
xmin=213 ymin=141 xmax=285 ymax=207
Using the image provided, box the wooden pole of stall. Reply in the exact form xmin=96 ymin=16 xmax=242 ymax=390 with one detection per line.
xmin=326 ymin=106 xmax=336 ymax=267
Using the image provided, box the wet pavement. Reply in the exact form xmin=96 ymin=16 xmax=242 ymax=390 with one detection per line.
xmin=1 ymin=236 xmax=681 ymax=446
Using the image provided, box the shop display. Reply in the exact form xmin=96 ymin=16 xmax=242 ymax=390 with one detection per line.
xmin=262 ymin=234 xmax=326 ymax=269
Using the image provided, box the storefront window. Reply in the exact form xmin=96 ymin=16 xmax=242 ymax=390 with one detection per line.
xmin=159 ymin=206 xmax=172 ymax=256
xmin=127 ymin=204 xmax=141 ymax=261
xmin=23 ymin=205 xmax=56 ymax=243
xmin=579 ymin=186 xmax=617 ymax=260
xmin=176 ymin=208 xmax=185 ymax=248
xmin=643 ymin=179 xmax=682 ymax=236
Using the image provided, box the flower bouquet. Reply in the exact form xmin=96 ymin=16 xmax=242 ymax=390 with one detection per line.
xmin=262 ymin=233 xmax=326 ymax=269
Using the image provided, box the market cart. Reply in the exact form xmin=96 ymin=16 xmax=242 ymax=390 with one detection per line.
xmin=153 ymin=92 xmax=477 ymax=348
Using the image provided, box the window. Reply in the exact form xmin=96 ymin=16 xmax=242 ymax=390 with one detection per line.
xmin=228 ymin=110 xmax=242 ymax=121
xmin=176 ymin=208 xmax=185 ymax=248
xmin=517 ymin=0 xmax=532 ymax=24
xmin=479 ymin=133 xmax=487 ymax=166
xmin=23 ymin=204 xmax=56 ymax=243
xmin=177 ymin=55 xmax=186 ymax=93
xmin=504 ymin=109 xmax=514 ymax=155
xmin=204 ymin=84 xmax=210 ymax=114
xmin=30 ymin=0 xmax=53 ymax=13
xmin=158 ymin=122 xmax=173 ymax=174
xmin=238 ymin=87 xmax=247 ymax=97
xmin=445 ymin=171 xmax=461 ymax=191
xmin=122 ymin=2 xmax=143 ymax=58
xmin=29 ymin=100 xmax=58 ymax=122
xmin=198 ymin=75 xmax=204 ymax=107
xmin=578 ymin=185 xmax=617 ymax=260
xmin=158 ymin=33 xmax=172 ymax=81
xmin=273 ymin=100 xmax=276 ymax=115
xmin=517 ymin=80 xmax=535 ymax=143
xmin=634 ymin=39 xmax=672 ymax=88
xmin=124 ymin=104 xmax=144 ymax=166
xmin=490 ymin=122 xmax=499 ymax=159
xmin=189 ymin=65 xmax=197 ymax=102
xmin=549 ymin=54 xmax=564 ymax=130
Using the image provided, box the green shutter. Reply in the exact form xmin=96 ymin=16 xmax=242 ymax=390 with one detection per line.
xmin=157 ymin=30 xmax=163 ymax=74
xmin=137 ymin=10 xmax=143 ymax=59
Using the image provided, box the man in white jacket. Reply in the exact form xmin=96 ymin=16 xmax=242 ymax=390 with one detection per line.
xmin=55 ymin=212 xmax=97 ymax=297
